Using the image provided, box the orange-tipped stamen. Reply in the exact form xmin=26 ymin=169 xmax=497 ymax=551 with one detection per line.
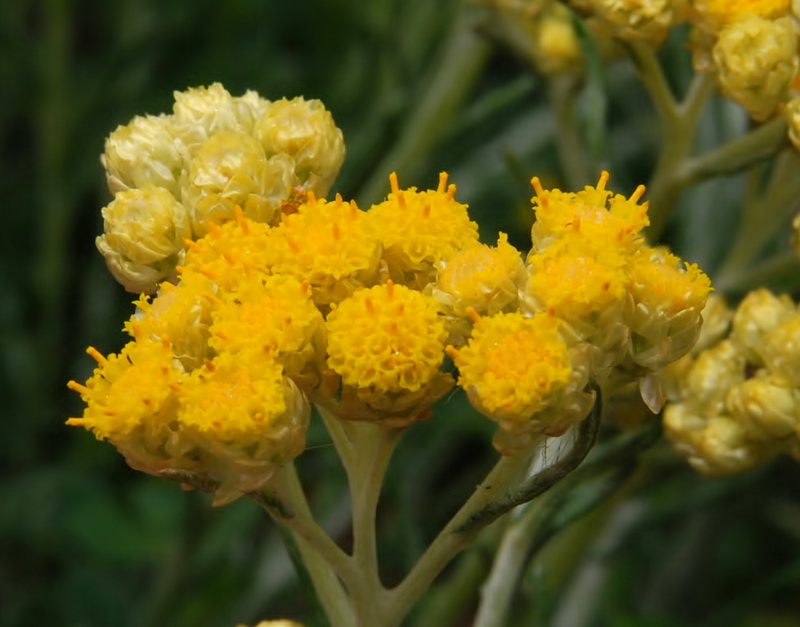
xmin=597 ymin=171 xmax=610 ymax=191
xmin=389 ymin=172 xmax=400 ymax=195
xmin=67 ymin=380 xmax=90 ymax=394
xmin=86 ymin=346 xmax=107 ymax=364
xmin=437 ymin=172 xmax=448 ymax=193
xmin=386 ymin=280 xmax=395 ymax=299
xmin=66 ymin=417 xmax=86 ymax=426
xmin=184 ymin=239 xmax=202 ymax=252
xmin=465 ymin=306 xmax=481 ymax=324
xmin=234 ymin=206 xmax=249 ymax=234
xmin=630 ymin=184 xmax=646 ymax=202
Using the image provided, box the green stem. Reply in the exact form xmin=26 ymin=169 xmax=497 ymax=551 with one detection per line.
xmin=715 ymin=251 xmax=800 ymax=295
xmin=623 ymin=40 xmax=718 ymax=240
xmin=357 ymin=6 xmax=491 ymax=204
xmin=254 ymin=464 xmax=356 ymax=627
xmin=340 ymin=422 xmax=403 ymax=625
xmin=678 ymin=116 xmax=788 ymax=187
xmin=714 ymin=147 xmax=800 ymax=286
xmin=385 ymin=404 xmax=602 ymax=624
xmin=547 ymin=76 xmax=592 ymax=189
xmin=473 ymin=498 xmax=549 ymax=627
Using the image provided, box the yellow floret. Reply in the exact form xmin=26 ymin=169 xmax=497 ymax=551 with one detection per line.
xmin=325 ymin=281 xmax=447 ymax=393
xmin=368 ymin=172 xmax=479 ymax=286
xmin=448 ymin=311 xmax=572 ymax=424
xmin=692 ymin=0 xmax=790 ymax=34
xmin=267 ymin=193 xmax=382 ymax=306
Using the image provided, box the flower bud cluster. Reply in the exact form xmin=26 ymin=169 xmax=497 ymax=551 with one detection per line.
xmin=69 ymin=88 xmax=714 ymax=500
xmin=98 ymin=83 xmax=345 ymax=294
xmin=664 ymin=289 xmax=800 ymax=475
xmin=689 ymin=0 xmax=800 ymax=125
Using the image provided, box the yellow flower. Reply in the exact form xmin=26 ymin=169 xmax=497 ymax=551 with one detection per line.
xmin=182 ymin=209 xmax=274 ymax=291
xmin=126 ymin=270 xmax=216 ymax=372
xmin=267 ymin=193 xmax=382 ymax=307
xmin=761 ymin=314 xmax=800 ymax=386
xmin=209 ymin=274 xmax=326 ymax=384
xmin=66 ymin=338 xmax=182 ymax=443
xmin=713 ymin=15 xmax=798 ymax=121
xmin=182 ymin=131 xmax=291 ymax=235
xmin=177 ymin=353 xmax=310 ymax=504
xmin=727 ymin=372 xmax=800 ymax=441
xmin=102 ymin=114 xmax=185 ymax=198
xmin=368 ymin=172 xmax=479 ymax=287
xmin=691 ymin=0 xmax=790 ymax=34
xmin=254 ymin=97 xmax=345 ymax=198
xmin=432 ymin=233 xmax=526 ymax=343
xmin=625 ymin=247 xmax=712 ymax=369
xmin=326 ymin=282 xmax=447 ymax=395
xmin=530 ymin=171 xmax=649 ymax=256
xmin=96 ymin=185 xmax=192 ymax=294
xmin=447 ymin=311 xmax=593 ymax=449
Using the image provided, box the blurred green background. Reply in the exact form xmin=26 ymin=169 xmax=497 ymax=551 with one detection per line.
xmin=2 ymin=1 xmax=800 ymax=626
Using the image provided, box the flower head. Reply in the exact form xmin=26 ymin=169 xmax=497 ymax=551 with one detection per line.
xmin=368 ymin=173 xmax=479 ymax=287
xmin=96 ymin=185 xmax=192 ymax=293
xmin=254 ymin=97 xmax=345 ymax=197
xmin=267 ymin=193 xmax=382 ymax=307
xmin=447 ymin=311 xmax=591 ymax=449
xmin=102 ymin=114 xmax=185 ymax=197
xmin=530 ymin=171 xmax=649 ymax=256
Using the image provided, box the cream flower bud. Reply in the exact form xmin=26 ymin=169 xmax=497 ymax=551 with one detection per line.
xmin=530 ymin=2 xmax=586 ymax=75
xmin=761 ymin=314 xmax=800 ymax=386
xmin=713 ymin=15 xmax=799 ymax=121
xmin=731 ymin=288 xmax=796 ymax=365
xmin=254 ymin=97 xmax=345 ymax=197
xmin=183 ymin=131 xmax=293 ymax=235
xmin=727 ymin=373 xmax=800 ymax=441
xmin=172 ymin=82 xmax=252 ymax=154
xmin=102 ymin=114 xmax=185 ymax=198
xmin=96 ymin=185 xmax=191 ymax=293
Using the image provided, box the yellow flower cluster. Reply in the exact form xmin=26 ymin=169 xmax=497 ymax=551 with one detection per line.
xmin=69 ymin=86 xmax=715 ymax=499
xmin=664 ymin=289 xmax=800 ymax=474
xmin=98 ymin=83 xmax=345 ymax=293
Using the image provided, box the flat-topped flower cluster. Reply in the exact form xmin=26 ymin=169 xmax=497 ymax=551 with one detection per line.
xmin=68 ymin=85 xmax=711 ymax=504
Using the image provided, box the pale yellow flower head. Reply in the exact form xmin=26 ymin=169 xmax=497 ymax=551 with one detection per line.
xmin=171 ymin=82 xmax=254 ymax=153
xmin=713 ymin=15 xmax=798 ymax=121
xmin=530 ymin=2 xmax=586 ymax=75
xmin=102 ymin=114 xmax=185 ymax=198
xmin=433 ymin=233 xmax=526 ymax=318
xmin=727 ymin=373 xmax=800 ymax=441
xmin=625 ymin=247 xmax=712 ymax=369
xmin=183 ymin=131 xmax=290 ymax=236
xmin=368 ymin=173 xmax=479 ymax=287
xmin=760 ymin=315 xmax=800 ymax=386
xmin=254 ymin=97 xmax=345 ymax=198
xmin=731 ymin=288 xmax=796 ymax=365
xmin=266 ymin=193 xmax=382 ymax=307
xmin=96 ymin=185 xmax=192 ymax=293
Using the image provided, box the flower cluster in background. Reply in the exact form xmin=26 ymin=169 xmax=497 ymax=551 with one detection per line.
xmin=68 ymin=84 xmax=713 ymax=504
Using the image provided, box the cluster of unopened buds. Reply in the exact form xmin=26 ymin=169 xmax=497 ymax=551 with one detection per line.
xmin=68 ymin=83 xmax=717 ymax=506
